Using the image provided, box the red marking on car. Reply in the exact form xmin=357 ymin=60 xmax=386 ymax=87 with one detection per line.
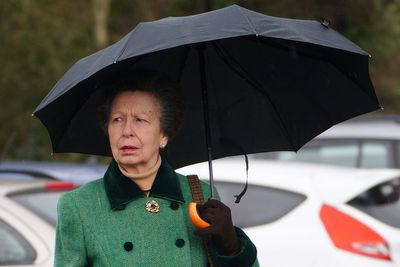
xmin=320 ymin=204 xmax=390 ymax=261
xmin=45 ymin=181 xmax=76 ymax=191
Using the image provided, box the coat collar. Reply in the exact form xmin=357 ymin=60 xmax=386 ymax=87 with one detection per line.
xmin=104 ymin=157 xmax=185 ymax=210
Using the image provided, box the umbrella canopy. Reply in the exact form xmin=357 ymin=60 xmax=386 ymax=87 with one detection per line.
xmin=34 ymin=5 xmax=380 ymax=172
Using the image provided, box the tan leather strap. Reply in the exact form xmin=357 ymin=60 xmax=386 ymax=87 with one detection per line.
xmin=187 ymin=175 xmax=215 ymax=267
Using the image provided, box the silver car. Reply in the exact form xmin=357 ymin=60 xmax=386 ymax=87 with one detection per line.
xmin=0 ymin=179 xmax=75 ymax=266
xmin=253 ymin=115 xmax=400 ymax=168
xmin=0 ymin=161 xmax=107 ymax=184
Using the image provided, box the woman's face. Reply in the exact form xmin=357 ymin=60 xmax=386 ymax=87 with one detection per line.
xmin=108 ymin=90 xmax=168 ymax=173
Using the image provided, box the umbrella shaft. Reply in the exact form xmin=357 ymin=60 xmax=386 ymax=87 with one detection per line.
xmin=197 ymin=44 xmax=215 ymax=199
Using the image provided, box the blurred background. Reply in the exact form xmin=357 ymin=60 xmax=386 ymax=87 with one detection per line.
xmin=0 ymin=0 xmax=399 ymax=163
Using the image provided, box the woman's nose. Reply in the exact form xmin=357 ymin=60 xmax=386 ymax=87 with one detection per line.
xmin=122 ymin=120 xmax=135 ymax=137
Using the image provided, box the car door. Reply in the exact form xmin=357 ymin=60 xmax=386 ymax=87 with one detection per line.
xmin=0 ymin=198 xmax=53 ymax=267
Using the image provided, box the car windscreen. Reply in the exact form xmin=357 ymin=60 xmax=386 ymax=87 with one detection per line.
xmin=348 ymin=177 xmax=400 ymax=228
xmin=9 ymin=191 xmax=65 ymax=227
xmin=214 ymin=181 xmax=306 ymax=228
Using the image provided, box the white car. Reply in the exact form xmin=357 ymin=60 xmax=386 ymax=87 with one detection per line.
xmin=178 ymin=158 xmax=400 ymax=267
xmin=0 ymin=179 xmax=75 ymax=267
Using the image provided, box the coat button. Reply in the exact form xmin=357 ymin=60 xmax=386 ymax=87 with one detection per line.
xmin=175 ymin=238 xmax=185 ymax=248
xmin=170 ymin=201 xmax=179 ymax=210
xmin=124 ymin=242 xmax=133 ymax=251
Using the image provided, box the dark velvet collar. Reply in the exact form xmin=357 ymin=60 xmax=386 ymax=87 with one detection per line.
xmin=104 ymin=157 xmax=185 ymax=210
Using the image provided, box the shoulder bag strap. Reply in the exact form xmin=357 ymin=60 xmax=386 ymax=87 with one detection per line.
xmin=187 ymin=175 xmax=215 ymax=267
xmin=187 ymin=174 xmax=205 ymax=204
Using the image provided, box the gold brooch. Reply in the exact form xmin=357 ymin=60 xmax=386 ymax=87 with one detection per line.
xmin=146 ymin=200 xmax=160 ymax=213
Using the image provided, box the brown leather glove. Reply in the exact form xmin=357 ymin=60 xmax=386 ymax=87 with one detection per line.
xmin=194 ymin=199 xmax=241 ymax=256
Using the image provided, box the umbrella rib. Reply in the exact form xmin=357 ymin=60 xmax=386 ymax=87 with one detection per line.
xmin=235 ymin=5 xmax=258 ymax=35
xmin=212 ymin=41 xmax=296 ymax=151
xmin=176 ymin=46 xmax=193 ymax=83
xmin=115 ymin=24 xmax=143 ymax=62
xmin=236 ymin=4 xmax=310 ymax=44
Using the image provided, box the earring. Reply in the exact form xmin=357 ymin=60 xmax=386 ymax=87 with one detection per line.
xmin=160 ymin=143 xmax=166 ymax=148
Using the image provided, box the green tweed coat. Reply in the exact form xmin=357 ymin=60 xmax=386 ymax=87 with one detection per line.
xmin=55 ymin=158 xmax=259 ymax=267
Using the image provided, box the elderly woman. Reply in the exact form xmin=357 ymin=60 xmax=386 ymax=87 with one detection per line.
xmin=55 ymin=71 xmax=259 ymax=266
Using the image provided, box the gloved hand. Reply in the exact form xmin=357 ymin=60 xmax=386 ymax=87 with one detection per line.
xmin=194 ymin=199 xmax=240 ymax=256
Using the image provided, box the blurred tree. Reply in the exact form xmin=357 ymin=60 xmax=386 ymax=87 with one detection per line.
xmin=93 ymin=0 xmax=111 ymax=49
xmin=0 ymin=0 xmax=94 ymax=161
xmin=196 ymin=0 xmax=212 ymax=12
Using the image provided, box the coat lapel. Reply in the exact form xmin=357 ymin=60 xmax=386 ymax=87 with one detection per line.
xmin=104 ymin=158 xmax=185 ymax=210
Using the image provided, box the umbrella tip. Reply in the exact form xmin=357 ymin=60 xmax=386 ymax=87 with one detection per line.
xmin=320 ymin=18 xmax=330 ymax=28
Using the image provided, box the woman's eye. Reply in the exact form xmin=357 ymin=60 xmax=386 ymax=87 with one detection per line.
xmin=136 ymin=117 xmax=147 ymax=123
xmin=112 ymin=117 xmax=122 ymax=122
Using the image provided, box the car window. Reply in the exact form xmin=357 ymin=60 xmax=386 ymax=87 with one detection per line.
xmin=10 ymin=191 xmax=65 ymax=227
xmin=0 ymin=219 xmax=36 ymax=265
xmin=360 ymin=141 xmax=393 ymax=168
xmin=348 ymin=177 xmax=400 ymax=228
xmin=253 ymin=139 xmax=397 ymax=169
xmin=214 ymin=181 xmax=306 ymax=228
xmin=257 ymin=140 xmax=360 ymax=167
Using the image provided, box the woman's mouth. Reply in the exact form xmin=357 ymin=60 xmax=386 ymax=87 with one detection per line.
xmin=121 ymin=145 xmax=137 ymax=153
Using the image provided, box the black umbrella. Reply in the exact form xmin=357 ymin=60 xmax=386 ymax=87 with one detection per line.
xmin=34 ymin=5 xmax=380 ymax=198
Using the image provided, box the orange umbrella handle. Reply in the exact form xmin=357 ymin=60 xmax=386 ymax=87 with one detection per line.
xmin=188 ymin=202 xmax=210 ymax=228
